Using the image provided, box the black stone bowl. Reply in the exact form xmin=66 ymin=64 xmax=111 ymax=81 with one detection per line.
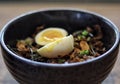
xmin=0 ymin=9 xmax=120 ymax=84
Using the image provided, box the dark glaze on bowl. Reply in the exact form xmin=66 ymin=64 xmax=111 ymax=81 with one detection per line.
xmin=0 ymin=9 xmax=120 ymax=84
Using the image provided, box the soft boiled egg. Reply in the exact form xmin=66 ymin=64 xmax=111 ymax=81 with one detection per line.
xmin=37 ymin=35 xmax=74 ymax=58
xmin=35 ymin=27 xmax=68 ymax=45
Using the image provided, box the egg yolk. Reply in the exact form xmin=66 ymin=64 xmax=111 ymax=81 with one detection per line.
xmin=40 ymin=30 xmax=64 ymax=42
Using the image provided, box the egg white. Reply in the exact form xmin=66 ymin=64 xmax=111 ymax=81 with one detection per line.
xmin=37 ymin=35 xmax=74 ymax=58
xmin=35 ymin=27 xmax=68 ymax=45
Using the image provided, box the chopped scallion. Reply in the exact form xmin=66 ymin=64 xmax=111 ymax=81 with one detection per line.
xmin=80 ymin=50 xmax=89 ymax=55
xmin=82 ymin=30 xmax=89 ymax=36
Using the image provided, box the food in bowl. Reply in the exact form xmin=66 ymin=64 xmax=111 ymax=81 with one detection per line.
xmin=9 ymin=24 xmax=106 ymax=64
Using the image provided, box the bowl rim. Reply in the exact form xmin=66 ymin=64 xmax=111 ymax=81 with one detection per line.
xmin=0 ymin=8 xmax=120 ymax=67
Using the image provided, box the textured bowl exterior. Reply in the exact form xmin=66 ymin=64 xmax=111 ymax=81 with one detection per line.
xmin=0 ymin=9 xmax=120 ymax=84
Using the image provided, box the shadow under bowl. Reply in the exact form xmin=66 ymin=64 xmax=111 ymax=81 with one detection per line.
xmin=0 ymin=9 xmax=120 ymax=84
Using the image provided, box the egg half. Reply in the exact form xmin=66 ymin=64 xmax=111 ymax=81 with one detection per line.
xmin=37 ymin=35 xmax=74 ymax=58
xmin=35 ymin=27 xmax=68 ymax=45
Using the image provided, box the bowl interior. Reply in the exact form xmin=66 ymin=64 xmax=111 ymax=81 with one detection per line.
xmin=3 ymin=10 xmax=116 ymax=58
